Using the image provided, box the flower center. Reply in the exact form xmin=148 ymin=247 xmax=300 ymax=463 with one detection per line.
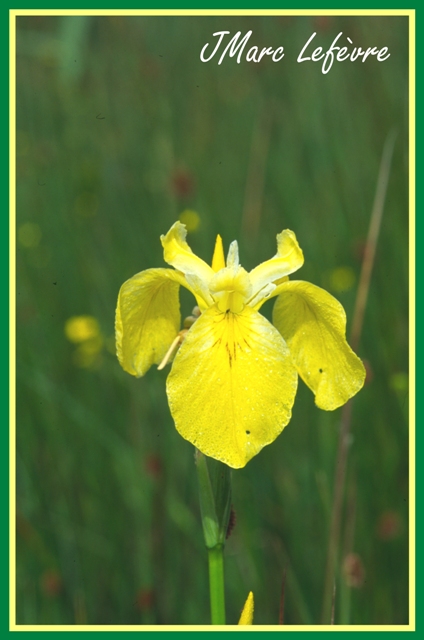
xmin=209 ymin=266 xmax=252 ymax=314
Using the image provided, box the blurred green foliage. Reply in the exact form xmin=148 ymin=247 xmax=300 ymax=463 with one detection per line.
xmin=16 ymin=15 xmax=409 ymax=625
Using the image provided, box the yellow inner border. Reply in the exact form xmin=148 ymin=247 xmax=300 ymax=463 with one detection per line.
xmin=9 ymin=9 xmax=416 ymax=632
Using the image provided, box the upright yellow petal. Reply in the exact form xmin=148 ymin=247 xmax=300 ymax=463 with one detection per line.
xmin=116 ymin=268 xmax=183 ymax=377
xmin=249 ymin=230 xmax=304 ymax=307
xmin=226 ymin=240 xmax=240 ymax=268
xmin=211 ymin=234 xmax=225 ymax=272
xmin=166 ymin=305 xmax=298 ymax=469
xmin=272 ymin=281 xmax=366 ymax=410
xmin=238 ymin=592 xmax=254 ymax=625
xmin=161 ymin=222 xmax=214 ymax=292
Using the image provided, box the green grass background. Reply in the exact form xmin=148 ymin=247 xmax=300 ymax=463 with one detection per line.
xmin=16 ymin=14 xmax=409 ymax=626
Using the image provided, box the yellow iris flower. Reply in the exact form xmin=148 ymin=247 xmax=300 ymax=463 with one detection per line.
xmin=115 ymin=222 xmax=365 ymax=469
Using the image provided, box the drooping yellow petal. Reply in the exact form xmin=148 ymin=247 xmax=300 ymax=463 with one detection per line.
xmin=238 ymin=592 xmax=254 ymax=625
xmin=249 ymin=230 xmax=304 ymax=308
xmin=211 ymin=234 xmax=225 ymax=272
xmin=116 ymin=268 xmax=184 ymax=377
xmin=272 ymin=281 xmax=366 ymax=410
xmin=161 ymin=222 xmax=214 ymax=306
xmin=166 ymin=305 xmax=298 ymax=469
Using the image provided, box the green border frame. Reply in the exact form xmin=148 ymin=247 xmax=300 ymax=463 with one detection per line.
xmin=9 ymin=1 xmax=418 ymax=637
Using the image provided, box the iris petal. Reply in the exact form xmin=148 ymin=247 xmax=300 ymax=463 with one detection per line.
xmin=249 ymin=230 xmax=304 ymax=306
xmin=116 ymin=268 xmax=183 ymax=377
xmin=166 ymin=305 xmax=298 ymax=468
xmin=272 ymin=281 xmax=366 ymax=410
xmin=211 ymin=234 xmax=225 ymax=272
xmin=161 ymin=221 xmax=214 ymax=289
xmin=226 ymin=240 xmax=239 ymax=268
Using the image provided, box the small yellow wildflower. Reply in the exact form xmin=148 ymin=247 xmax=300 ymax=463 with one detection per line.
xmin=389 ymin=371 xmax=408 ymax=393
xmin=65 ymin=316 xmax=100 ymax=343
xmin=329 ymin=266 xmax=356 ymax=293
xmin=65 ymin=315 xmax=104 ymax=369
xmin=115 ymin=222 xmax=365 ymax=469
xmin=179 ymin=209 xmax=200 ymax=232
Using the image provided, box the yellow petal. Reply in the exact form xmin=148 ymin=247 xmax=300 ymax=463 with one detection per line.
xmin=249 ymin=230 xmax=304 ymax=307
xmin=116 ymin=268 xmax=184 ymax=377
xmin=161 ymin=222 xmax=214 ymax=304
xmin=166 ymin=305 xmax=298 ymax=468
xmin=272 ymin=281 xmax=366 ymax=410
xmin=238 ymin=592 xmax=254 ymax=625
xmin=211 ymin=234 xmax=225 ymax=272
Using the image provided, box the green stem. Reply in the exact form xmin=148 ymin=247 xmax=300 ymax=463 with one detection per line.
xmin=195 ymin=451 xmax=232 ymax=625
xmin=208 ymin=546 xmax=226 ymax=625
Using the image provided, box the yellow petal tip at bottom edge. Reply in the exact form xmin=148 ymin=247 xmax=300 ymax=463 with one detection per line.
xmin=238 ymin=592 xmax=254 ymax=625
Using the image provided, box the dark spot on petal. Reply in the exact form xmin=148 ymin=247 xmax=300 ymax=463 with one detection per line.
xmin=225 ymin=343 xmax=233 ymax=367
xmin=246 ymin=430 xmax=250 ymax=435
xmin=319 ymin=368 xmax=323 ymax=373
